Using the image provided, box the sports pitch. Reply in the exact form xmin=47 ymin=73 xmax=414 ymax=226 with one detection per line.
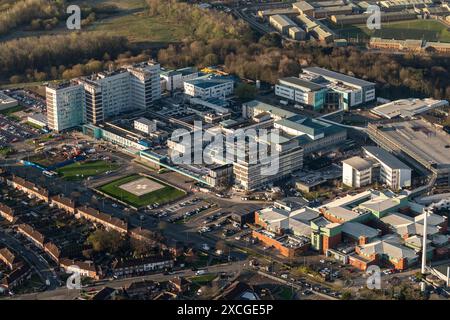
xmin=329 ymin=19 xmax=450 ymax=42
xmin=99 ymin=175 xmax=186 ymax=208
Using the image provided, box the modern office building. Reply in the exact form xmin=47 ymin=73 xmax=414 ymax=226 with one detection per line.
xmin=275 ymin=77 xmax=327 ymax=110
xmin=342 ymin=156 xmax=374 ymax=188
xmin=0 ymin=92 xmax=18 ymax=111
xmin=233 ymin=140 xmax=304 ymax=190
xmin=134 ymin=117 xmax=157 ymax=134
xmin=46 ymin=82 xmax=84 ymax=132
xmin=342 ymin=147 xmax=411 ymax=190
xmin=184 ymin=75 xmax=234 ymax=99
xmin=363 ymin=146 xmax=412 ymax=190
xmin=300 ymin=67 xmax=376 ymax=110
xmin=46 ymin=62 xmax=161 ymax=129
xmin=368 ymin=119 xmax=450 ymax=186
xmin=160 ymin=67 xmax=199 ymax=92
xmin=127 ymin=62 xmax=162 ymax=110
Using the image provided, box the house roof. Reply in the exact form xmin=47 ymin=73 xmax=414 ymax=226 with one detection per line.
xmin=112 ymin=253 xmax=173 ymax=269
xmin=0 ymin=247 xmax=19 ymax=266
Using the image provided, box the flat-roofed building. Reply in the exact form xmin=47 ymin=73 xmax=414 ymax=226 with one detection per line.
xmin=380 ymin=0 xmax=432 ymax=10
xmin=160 ymin=67 xmax=198 ymax=92
xmin=301 ymin=66 xmax=376 ymax=110
xmin=0 ymin=92 xmax=18 ymax=111
xmin=27 ymin=113 xmax=47 ymax=128
xmin=314 ymin=5 xmax=354 ymax=19
xmin=368 ymin=119 xmax=450 ymax=186
xmin=342 ymin=156 xmax=374 ymax=188
xmin=274 ymin=117 xmax=347 ymax=155
xmin=134 ymin=117 xmax=157 ymax=134
xmin=342 ymin=222 xmax=381 ymax=245
xmin=46 ymin=81 xmax=84 ymax=132
xmin=293 ymin=1 xmax=315 ymax=16
xmin=331 ymin=10 xmax=418 ymax=25
xmin=258 ymin=8 xmax=298 ymax=20
xmin=289 ymin=26 xmax=307 ymax=40
xmin=275 ymin=77 xmax=327 ymax=110
xmin=269 ymin=14 xmax=298 ymax=35
xmin=372 ymin=98 xmax=448 ymax=119
xmin=363 ymin=146 xmax=411 ymax=190
xmin=310 ymin=216 xmax=342 ymax=253
xmin=425 ymin=41 xmax=450 ymax=54
xmin=184 ymin=75 xmax=234 ymax=99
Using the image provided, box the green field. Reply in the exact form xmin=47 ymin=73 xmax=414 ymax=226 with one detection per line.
xmin=330 ymin=19 xmax=450 ymax=42
xmin=87 ymin=0 xmax=189 ymax=43
xmin=57 ymin=160 xmax=118 ymax=181
xmin=98 ymin=174 xmax=186 ymax=207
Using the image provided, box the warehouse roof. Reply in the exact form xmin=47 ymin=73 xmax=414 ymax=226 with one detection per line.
xmin=342 ymin=222 xmax=380 ymax=239
xmin=358 ymin=235 xmax=417 ymax=260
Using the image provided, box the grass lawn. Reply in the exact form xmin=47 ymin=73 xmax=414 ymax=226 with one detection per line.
xmin=89 ymin=9 xmax=189 ymax=43
xmin=189 ymin=274 xmax=217 ymax=285
xmin=330 ymin=19 xmax=450 ymax=42
xmin=278 ymin=286 xmax=295 ymax=300
xmin=0 ymin=146 xmax=14 ymax=156
xmin=57 ymin=160 xmax=118 ymax=181
xmin=98 ymin=174 xmax=186 ymax=207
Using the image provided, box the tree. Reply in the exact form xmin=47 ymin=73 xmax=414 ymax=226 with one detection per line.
xmin=87 ymin=229 xmax=127 ymax=254
xmin=235 ymin=83 xmax=257 ymax=100
xmin=341 ymin=291 xmax=352 ymax=300
xmin=203 ymin=53 xmax=219 ymax=67
xmin=259 ymin=33 xmax=282 ymax=48
xmin=9 ymin=75 xmax=23 ymax=84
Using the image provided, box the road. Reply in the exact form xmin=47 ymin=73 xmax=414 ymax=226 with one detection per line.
xmin=0 ymin=228 xmax=60 ymax=290
xmin=8 ymin=261 xmax=248 ymax=300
